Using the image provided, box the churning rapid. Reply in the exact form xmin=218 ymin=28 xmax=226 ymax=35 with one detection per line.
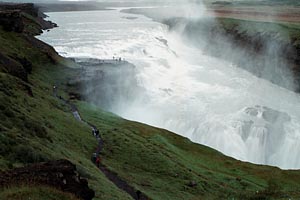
xmin=38 ymin=9 xmax=300 ymax=169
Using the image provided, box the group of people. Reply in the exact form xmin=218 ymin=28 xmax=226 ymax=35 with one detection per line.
xmin=53 ymin=84 xmax=103 ymax=172
xmin=91 ymin=128 xmax=103 ymax=168
xmin=91 ymin=152 xmax=101 ymax=168
xmin=112 ymin=56 xmax=124 ymax=62
xmin=92 ymin=129 xmax=100 ymax=138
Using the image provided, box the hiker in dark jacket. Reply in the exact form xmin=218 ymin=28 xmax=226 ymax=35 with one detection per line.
xmin=53 ymin=85 xmax=57 ymax=97
xmin=91 ymin=153 xmax=97 ymax=163
xmin=95 ymin=129 xmax=99 ymax=137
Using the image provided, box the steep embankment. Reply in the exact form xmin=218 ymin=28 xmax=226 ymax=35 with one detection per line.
xmin=0 ymin=160 xmax=94 ymax=200
xmin=1 ymin=3 xmax=300 ymax=200
xmin=124 ymin=7 xmax=300 ymax=91
xmin=0 ymin=4 xmax=131 ymax=200
xmin=165 ymin=17 xmax=300 ymax=91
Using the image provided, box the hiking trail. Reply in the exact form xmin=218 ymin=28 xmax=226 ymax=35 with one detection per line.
xmin=54 ymin=91 xmax=149 ymax=200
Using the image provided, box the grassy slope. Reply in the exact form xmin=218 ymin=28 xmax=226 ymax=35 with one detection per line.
xmin=216 ymin=17 xmax=300 ymax=44
xmin=77 ymin=102 xmax=300 ymax=200
xmin=1 ymin=186 xmax=79 ymax=200
xmin=0 ymin=27 xmax=131 ymax=200
xmin=125 ymin=6 xmax=300 ymax=46
xmin=206 ymin=0 xmax=300 ymax=44
xmin=0 ymin=13 xmax=300 ymax=200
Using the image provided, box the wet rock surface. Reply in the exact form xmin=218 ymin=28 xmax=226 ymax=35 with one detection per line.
xmin=239 ymin=105 xmax=291 ymax=164
xmin=165 ymin=18 xmax=300 ymax=91
xmin=0 ymin=159 xmax=95 ymax=200
xmin=67 ymin=58 xmax=142 ymax=112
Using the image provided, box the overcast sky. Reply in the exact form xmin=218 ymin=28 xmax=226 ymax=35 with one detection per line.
xmin=1 ymin=0 xmax=200 ymax=2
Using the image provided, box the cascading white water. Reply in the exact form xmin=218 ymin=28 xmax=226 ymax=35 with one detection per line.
xmin=38 ymin=9 xmax=300 ymax=169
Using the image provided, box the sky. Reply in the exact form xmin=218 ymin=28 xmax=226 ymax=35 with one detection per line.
xmin=0 ymin=0 xmax=203 ymax=3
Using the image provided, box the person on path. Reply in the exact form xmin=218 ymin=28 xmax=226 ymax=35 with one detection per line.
xmin=96 ymin=156 xmax=100 ymax=168
xmin=95 ymin=129 xmax=99 ymax=137
xmin=53 ymin=85 xmax=57 ymax=97
xmin=136 ymin=190 xmax=141 ymax=200
xmin=91 ymin=153 xmax=97 ymax=164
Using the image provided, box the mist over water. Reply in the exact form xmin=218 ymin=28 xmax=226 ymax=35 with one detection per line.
xmin=38 ymin=9 xmax=300 ymax=169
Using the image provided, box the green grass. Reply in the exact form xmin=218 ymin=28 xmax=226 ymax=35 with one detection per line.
xmin=216 ymin=17 xmax=300 ymax=44
xmin=1 ymin=9 xmax=300 ymax=200
xmin=0 ymin=26 xmax=131 ymax=199
xmin=76 ymin=102 xmax=300 ymax=200
xmin=0 ymin=72 xmax=132 ymax=200
xmin=0 ymin=185 xmax=79 ymax=200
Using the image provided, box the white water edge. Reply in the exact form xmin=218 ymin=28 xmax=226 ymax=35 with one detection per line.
xmin=38 ymin=9 xmax=300 ymax=169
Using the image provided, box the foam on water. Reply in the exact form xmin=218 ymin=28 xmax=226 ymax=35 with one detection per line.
xmin=38 ymin=9 xmax=300 ymax=169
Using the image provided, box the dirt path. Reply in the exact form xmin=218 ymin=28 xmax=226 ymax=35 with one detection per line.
xmin=55 ymin=92 xmax=149 ymax=200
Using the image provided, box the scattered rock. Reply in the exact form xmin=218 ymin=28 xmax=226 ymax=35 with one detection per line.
xmin=0 ymin=52 xmax=28 ymax=81
xmin=15 ymin=56 xmax=33 ymax=74
xmin=69 ymin=92 xmax=82 ymax=100
xmin=187 ymin=180 xmax=197 ymax=188
xmin=0 ymin=159 xmax=95 ymax=200
xmin=0 ymin=3 xmax=57 ymax=35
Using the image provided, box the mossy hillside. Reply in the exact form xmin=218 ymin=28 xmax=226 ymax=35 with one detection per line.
xmin=0 ymin=186 xmax=80 ymax=200
xmin=21 ymin=12 xmax=45 ymax=35
xmin=0 ymin=27 xmax=131 ymax=199
xmin=76 ymin=102 xmax=300 ymax=200
xmin=1 ymin=6 xmax=300 ymax=200
xmin=1 ymin=30 xmax=300 ymax=199
xmin=126 ymin=6 xmax=300 ymax=46
xmin=0 ymin=64 xmax=131 ymax=200
xmin=210 ymin=0 xmax=300 ymax=7
xmin=216 ymin=17 xmax=300 ymax=45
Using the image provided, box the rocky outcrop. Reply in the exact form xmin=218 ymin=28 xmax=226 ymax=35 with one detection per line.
xmin=0 ymin=10 xmax=24 ymax=33
xmin=24 ymin=35 xmax=60 ymax=63
xmin=0 ymin=3 xmax=39 ymax=17
xmin=67 ymin=58 xmax=141 ymax=111
xmin=0 ymin=3 xmax=61 ymax=81
xmin=0 ymin=159 xmax=95 ymax=200
xmin=0 ymin=51 xmax=35 ymax=82
xmin=0 ymin=52 xmax=28 ymax=81
xmin=216 ymin=24 xmax=300 ymax=91
xmin=0 ymin=3 xmax=57 ymax=35
xmin=165 ymin=18 xmax=300 ymax=91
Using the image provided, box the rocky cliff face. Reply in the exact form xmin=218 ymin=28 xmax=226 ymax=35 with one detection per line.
xmin=165 ymin=18 xmax=300 ymax=91
xmin=0 ymin=52 xmax=31 ymax=82
xmin=0 ymin=3 xmax=39 ymax=17
xmin=0 ymin=3 xmax=57 ymax=35
xmin=0 ymin=160 xmax=95 ymax=200
xmin=209 ymin=22 xmax=300 ymax=90
xmin=0 ymin=10 xmax=24 ymax=33
xmin=0 ymin=3 xmax=59 ymax=82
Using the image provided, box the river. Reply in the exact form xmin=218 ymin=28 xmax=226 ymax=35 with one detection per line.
xmin=38 ymin=8 xmax=300 ymax=169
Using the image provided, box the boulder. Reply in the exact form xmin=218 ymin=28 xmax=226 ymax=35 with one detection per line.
xmin=0 ymin=52 xmax=28 ymax=81
xmin=0 ymin=159 xmax=95 ymax=200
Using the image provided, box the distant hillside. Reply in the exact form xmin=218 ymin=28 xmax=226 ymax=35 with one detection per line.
xmin=209 ymin=0 xmax=300 ymax=6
